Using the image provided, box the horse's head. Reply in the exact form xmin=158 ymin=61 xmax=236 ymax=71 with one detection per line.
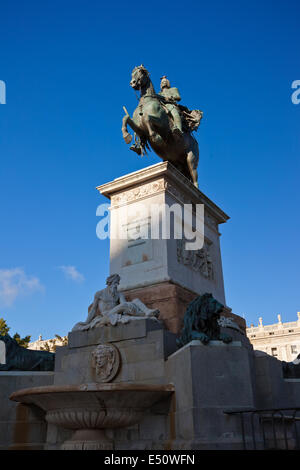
xmin=130 ymin=65 xmax=150 ymax=90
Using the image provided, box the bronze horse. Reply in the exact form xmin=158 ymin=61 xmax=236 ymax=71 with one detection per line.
xmin=122 ymin=65 xmax=201 ymax=187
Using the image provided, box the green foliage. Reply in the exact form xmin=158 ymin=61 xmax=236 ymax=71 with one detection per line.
xmin=55 ymin=334 xmax=68 ymax=346
xmin=40 ymin=335 xmax=68 ymax=352
xmin=0 ymin=317 xmax=31 ymax=348
xmin=0 ymin=318 xmax=10 ymax=336
xmin=13 ymin=333 xmax=31 ymax=348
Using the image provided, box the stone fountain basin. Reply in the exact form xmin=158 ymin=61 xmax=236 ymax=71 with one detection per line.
xmin=10 ymin=382 xmax=175 ymax=431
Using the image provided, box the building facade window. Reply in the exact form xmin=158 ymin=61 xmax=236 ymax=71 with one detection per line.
xmin=246 ymin=314 xmax=300 ymax=361
xmin=271 ymin=347 xmax=278 ymax=357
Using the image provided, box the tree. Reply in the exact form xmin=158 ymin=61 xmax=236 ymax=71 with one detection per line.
xmin=55 ymin=334 xmax=68 ymax=346
xmin=40 ymin=335 xmax=68 ymax=352
xmin=13 ymin=333 xmax=31 ymax=348
xmin=0 ymin=318 xmax=10 ymax=336
xmin=0 ymin=317 xmax=31 ymax=348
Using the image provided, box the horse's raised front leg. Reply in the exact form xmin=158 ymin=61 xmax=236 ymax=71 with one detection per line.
xmin=122 ymin=114 xmax=145 ymax=143
xmin=187 ymin=150 xmax=199 ymax=188
xmin=122 ymin=114 xmax=148 ymax=155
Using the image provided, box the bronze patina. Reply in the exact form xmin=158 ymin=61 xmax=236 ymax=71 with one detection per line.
xmin=0 ymin=334 xmax=55 ymax=371
xmin=122 ymin=65 xmax=203 ymax=187
xmin=176 ymin=293 xmax=232 ymax=347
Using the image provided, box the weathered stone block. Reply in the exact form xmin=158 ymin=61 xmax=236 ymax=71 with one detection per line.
xmin=139 ymin=414 xmax=168 ymax=440
xmin=68 ymin=320 xmax=148 ymax=349
xmin=55 ymin=321 xmax=177 ymax=387
xmin=165 ymin=341 xmax=256 ymax=448
xmin=0 ymin=371 xmax=54 ymax=450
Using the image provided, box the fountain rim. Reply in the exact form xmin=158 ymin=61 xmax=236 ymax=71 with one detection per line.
xmin=10 ymin=382 xmax=175 ymax=402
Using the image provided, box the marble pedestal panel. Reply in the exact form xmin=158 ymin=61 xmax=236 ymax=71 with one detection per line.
xmin=165 ymin=340 xmax=256 ymax=449
xmin=54 ymin=319 xmax=177 ymax=387
xmin=97 ymin=162 xmax=233 ymax=332
xmin=0 ymin=371 xmax=54 ymax=450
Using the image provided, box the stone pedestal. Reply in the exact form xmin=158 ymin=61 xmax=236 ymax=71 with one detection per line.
xmin=54 ymin=319 xmax=177 ymax=386
xmin=123 ymin=282 xmax=196 ymax=334
xmin=44 ymin=320 xmax=177 ymax=450
xmin=165 ymin=340 xmax=256 ymax=449
xmin=97 ymin=162 xmax=239 ymax=333
xmin=0 ymin=371 xmax=54 ymax=450
xmin=45 ymin=320 xmax=256 ymax=450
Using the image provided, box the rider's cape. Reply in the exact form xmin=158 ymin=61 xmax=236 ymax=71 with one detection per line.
xmin=179 ymin=106 xmax=203 ymax=132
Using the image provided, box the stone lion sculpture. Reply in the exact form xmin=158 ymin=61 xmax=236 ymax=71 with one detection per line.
xmin=176 ymin=293 xmax=232 ymax=348
xmin=0 ymin=334 xmax=55 ymax=371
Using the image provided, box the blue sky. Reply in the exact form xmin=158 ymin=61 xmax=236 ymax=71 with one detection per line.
xmin=0 ymin=0 xmax=299 ymax=340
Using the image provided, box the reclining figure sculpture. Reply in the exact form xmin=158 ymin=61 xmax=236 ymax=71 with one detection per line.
xmin=72 ymin=274 xmax=159 ymax=331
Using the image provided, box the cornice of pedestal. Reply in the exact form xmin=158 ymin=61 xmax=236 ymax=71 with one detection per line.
xmin=96 ymin=162 xmax=230 ymax=225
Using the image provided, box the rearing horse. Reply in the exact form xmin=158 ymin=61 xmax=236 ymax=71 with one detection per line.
xmin=122 ymin=65 xmax=200 ymax=187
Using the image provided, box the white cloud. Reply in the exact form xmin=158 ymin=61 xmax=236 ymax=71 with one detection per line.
xmin=0 ymin=268 xmax=44 ymax=306
xmin=58 ymin=265 xmax=85 ymax=283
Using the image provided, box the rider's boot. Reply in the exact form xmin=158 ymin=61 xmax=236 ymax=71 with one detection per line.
xmin=130 ymin=143 xmax=142 ymax=155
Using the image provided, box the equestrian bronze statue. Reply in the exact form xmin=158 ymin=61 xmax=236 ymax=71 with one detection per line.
xmin=122 ymin=65 xmax=203 ymax=187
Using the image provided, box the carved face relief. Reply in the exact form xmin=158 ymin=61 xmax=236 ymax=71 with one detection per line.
xmin=91 ymin=343 xmax=120 ymax=382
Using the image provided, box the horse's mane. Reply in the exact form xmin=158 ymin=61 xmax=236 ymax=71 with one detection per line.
xmin=132 ymin=64 xmax=149 ymax=76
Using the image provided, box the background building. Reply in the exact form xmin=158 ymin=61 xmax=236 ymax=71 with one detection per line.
xmin=246 ymin=313 xmax=300 ymax=362
xmin=28 ymin=334 xmax=67 ymax=352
